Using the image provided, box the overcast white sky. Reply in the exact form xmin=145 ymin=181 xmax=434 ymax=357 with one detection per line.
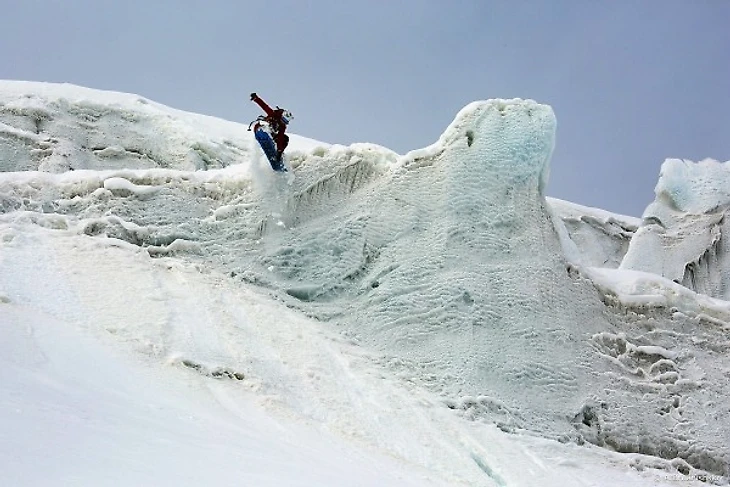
xmin=1 ymin=0 xmax=728 ymax=216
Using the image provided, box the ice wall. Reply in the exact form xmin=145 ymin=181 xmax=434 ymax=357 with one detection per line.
xmin=254 ymin=100 xmax=618 ymax=434
xmin=621 ymin=158 xmax=730 ymax=299
xmin=250 ymin=103 xmax=728 ymax=475
xmin=2 ymin=84 xmax=728 ymax=477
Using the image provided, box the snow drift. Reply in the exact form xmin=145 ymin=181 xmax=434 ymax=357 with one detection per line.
xmin=1 ymin=81 xmax=729 ymax=484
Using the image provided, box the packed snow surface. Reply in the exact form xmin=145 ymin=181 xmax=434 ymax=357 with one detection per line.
xmin=1 ymin=81 xmax=728 ymax=485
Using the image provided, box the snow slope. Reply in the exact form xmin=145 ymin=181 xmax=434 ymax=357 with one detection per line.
xmin=0 ymin=242 xmax=434 ymax=487
xmin=1 ymin=81 xmax=728 ymax=485
xmin=5 ymin=223 xmax=711 ymax=487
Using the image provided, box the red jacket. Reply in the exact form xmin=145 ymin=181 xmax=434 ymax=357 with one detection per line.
xmin=252 ymin=94 xmax=287 ymax=137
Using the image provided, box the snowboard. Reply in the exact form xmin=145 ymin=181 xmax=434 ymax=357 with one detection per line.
xmin=254 ymin=128 xmax=287 ymax=172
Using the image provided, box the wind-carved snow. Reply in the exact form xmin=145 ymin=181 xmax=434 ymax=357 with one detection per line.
xmin=548 ymin=198 xmax=639 ymax=268
xmin=262 ymin=100 xmax=599 ymax=430
xmin=622 ymin=158 xmax=730 ymax=300
xmin=1 ymin=83 xmax=729 ymax=483
xmin=230 ymin=99 xmax=730 ymax=476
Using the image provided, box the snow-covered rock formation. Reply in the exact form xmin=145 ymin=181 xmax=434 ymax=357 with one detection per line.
xmin=1 ymin=82 xmax=729 ymax=482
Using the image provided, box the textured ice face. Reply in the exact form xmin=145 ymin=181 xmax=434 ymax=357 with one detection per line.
xmin=258 ymin=99 xmax=612 ymax=436
xmin=250 ymin=102 xmax=728 ymax=476
xmin=654 ymin=158 xmax=730 ymax=214
xmin=403 ymin=99 xmax=555 ymax=195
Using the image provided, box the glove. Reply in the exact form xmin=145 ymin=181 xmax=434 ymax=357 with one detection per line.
xmin=250 ymin=92 xmax=257 ymax=101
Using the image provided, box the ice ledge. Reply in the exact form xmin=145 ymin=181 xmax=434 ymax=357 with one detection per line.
xmin=401 ymin=98 xmax=556 ymax=195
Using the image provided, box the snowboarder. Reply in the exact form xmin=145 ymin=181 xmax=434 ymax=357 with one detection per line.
xmin=249 ymin=92 xmax=292 ymax=172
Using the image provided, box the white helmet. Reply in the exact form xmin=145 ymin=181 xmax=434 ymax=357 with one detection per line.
xmin=282 ymin=110 xmax=293 ymax=124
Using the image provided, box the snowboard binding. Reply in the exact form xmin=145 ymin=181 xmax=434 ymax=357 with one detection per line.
xmin=248 ymin=117 xmax=287 ymax=172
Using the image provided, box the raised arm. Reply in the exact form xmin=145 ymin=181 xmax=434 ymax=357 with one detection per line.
xmin=250 ymin=92 xmax=274 ymax=117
